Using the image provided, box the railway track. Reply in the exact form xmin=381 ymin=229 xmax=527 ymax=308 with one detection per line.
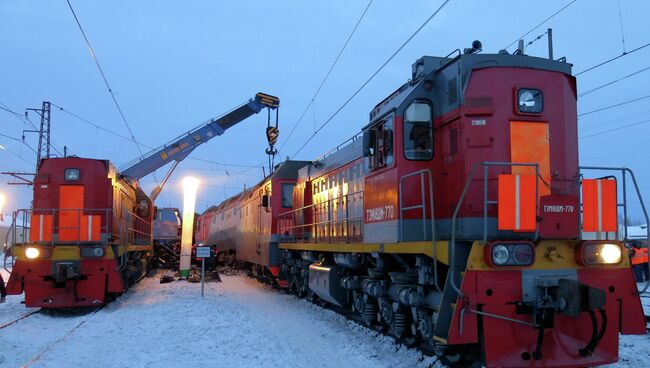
xmin=18 ymin=306 xmax=103 ymax=368
xmin=0 ymin=309 xmax=42 ymax=330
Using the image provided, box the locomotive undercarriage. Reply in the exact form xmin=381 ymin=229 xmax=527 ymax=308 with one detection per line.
xmin=278 ymin=249 xmax=482 ymax=365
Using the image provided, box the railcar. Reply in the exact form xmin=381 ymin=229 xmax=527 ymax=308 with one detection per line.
xmin=195 ymin=161 xmax=308 ymax=277
xmin=5 ymin=157 xmax=153 ymax=308
xmin=202 ymin=42 xmax=646 ymax=367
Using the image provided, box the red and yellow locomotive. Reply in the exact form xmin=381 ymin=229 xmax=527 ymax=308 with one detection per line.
xmin=5 ymin=157 xmax=153 ymax=308
xmin=197 ymin=43 xmax=646 ymax=367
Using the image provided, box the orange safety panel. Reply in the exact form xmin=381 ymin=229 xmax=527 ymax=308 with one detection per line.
xmin=510 ymin=121 xmax=551 ymax=197
xmin=59 ymin=185 xmax=84 ymax=241
xmin=30 ymin=214 xmax=53 ymax=242
xmin=79 ymin=215 xmax=101 ymax=241
xmin=582 ymin=179 xmax=617 ymax=232
xmin=498 ymin=174 xmax=537 ymax=232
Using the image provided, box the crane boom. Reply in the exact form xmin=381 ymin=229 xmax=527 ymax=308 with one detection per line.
xmin=119 ymin=92 xmax=279 ymax=200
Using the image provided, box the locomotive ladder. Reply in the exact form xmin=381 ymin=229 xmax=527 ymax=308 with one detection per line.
xmin=398 ymin=169 xmax=441 ymax=292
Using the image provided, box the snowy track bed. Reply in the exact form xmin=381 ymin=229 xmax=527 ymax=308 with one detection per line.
xmin=1 ymin=274 xmax=440 ymax=368
xmin=2 ymin=272 xmax=649 ymax=367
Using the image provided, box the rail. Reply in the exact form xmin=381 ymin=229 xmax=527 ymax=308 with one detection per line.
xmin=449 ymin=162 xmax=540 ymax=295
xmin=579 ymin=166 xmax=650 ymax=294
xmin=278 ymin=190 xmax=364 ymax=243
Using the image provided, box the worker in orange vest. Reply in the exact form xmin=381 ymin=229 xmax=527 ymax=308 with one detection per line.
xmin=630 ymin=243 xmax=649 ymax=282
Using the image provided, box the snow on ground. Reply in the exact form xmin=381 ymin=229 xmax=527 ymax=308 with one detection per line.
xmin=2 ymin=258 xmax=650 ymax=367
xmin=0 ymin=271 xmax=440 ymax=368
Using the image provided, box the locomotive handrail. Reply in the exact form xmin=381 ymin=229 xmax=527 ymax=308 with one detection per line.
xmin=399 ymin=169 xmax=440 ymax=292
xmin=579 ymin=166 xmax=650 ymax=294
xmin=450 ymin=161 xmax=540 ymax=296
xmin=278 ymin=190 xmax=364 ymax=243
xmin=11 ymin=208 xmax=153 ymax=248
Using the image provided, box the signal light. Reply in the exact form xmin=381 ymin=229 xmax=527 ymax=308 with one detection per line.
xmin=80 ymin=246 xmax=105 ymax=258
xmin=484 ymin=242 xmax=535 ymax=267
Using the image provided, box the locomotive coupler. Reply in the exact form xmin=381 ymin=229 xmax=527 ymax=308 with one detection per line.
xmin=52 ymin=261 xmax=81 ymax=285
xmin=519 ymin=272 xmax=608 ymax=359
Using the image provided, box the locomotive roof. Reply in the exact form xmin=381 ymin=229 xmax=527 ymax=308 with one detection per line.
xmin=368 ymin=51 xmax=573 ymax=124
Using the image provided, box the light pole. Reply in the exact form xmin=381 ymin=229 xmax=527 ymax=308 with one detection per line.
xmin=0 ymin=192 xmax=6 ymax=222
xmin=180 ymin=176 xmax=199 ymax=278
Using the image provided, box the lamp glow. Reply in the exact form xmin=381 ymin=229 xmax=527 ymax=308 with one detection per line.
xmin=180 ymin=176 xmax=200 ymax=278
xmin=25 ymin=247 xmax=40 ymax=259
xmin=600 ymin=243 xmax=622 ymax=264
xmin=0 ymin=192 xmax=6 ymax=222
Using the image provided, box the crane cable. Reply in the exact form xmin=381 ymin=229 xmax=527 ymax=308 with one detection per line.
xmin=291 ymin=0 xmax=451 ymax=158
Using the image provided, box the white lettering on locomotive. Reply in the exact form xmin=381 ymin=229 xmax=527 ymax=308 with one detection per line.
xmin=543 ymin=205 xmax=575 ymax=213
xmin=366 ymin=205 xmax=395 ymax=222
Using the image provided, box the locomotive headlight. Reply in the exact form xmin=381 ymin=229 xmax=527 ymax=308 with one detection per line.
xmin=80 ymin=246 xmax=104 ymax=258
xmin=486 ymin=242 xmax=535 ymax=267
xmin=492 ymin=245 xmax=510 ymax=265
xmin=517 ymin=88 xmax=543 ymax=113
xmin=577 ymin=242 xmax=622 ymax=266
xmin=25 ymin=247 xmax=40 ymax=259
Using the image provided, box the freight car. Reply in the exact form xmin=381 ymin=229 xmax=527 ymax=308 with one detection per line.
xmin=202 ymin=42 xmax=648 ymax=367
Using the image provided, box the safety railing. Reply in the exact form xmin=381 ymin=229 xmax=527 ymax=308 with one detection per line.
xmin=449 ymin=162 xmax=540 ymax=295
xmin=7 ymin=208 xmax=152 ymax=247
xmin=579 ymin=166 xmax=650 ymax=294
xmin=399 ymin=169 xmax=441 ymax=291
xmin=278 ymin=190 xmax=364 ymax=243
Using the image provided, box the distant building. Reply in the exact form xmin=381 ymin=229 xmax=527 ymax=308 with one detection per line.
xmin=626 ymin=224 xmax=648 ymax=247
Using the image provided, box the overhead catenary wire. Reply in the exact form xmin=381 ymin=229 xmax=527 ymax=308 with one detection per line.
xmin=574 ymin=42 xmax=650 ymax=76
xmin=578 ymin=94 xmax=650 ymax=117
xmin=279 ymin=0 xmax=374 ymax=154
xmin=578 ymin=65 xmax=650 ymax=98
xmin=503 ymin=0 xmax=578 ymax=50
xmin=52 ymin=102 xmax=263 ymax=173
xmin=292 ymin=0 xmax=451 ymax=158
xmin=579 ymin=117 xmax=650 ymax=139
xmin=65 ymin=0 xmax=144 ymax=158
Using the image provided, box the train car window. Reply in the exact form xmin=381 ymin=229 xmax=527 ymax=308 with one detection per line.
xmin=404 ymin=101 xmax=433 ymax=160
xmin=365 ymin=115 xmax=394 ymax=171
xmin=282 ymin=183 xmax=294 ymax=208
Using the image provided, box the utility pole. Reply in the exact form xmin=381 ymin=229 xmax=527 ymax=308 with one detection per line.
xmin=26 ymin=101 xmax=51 ymax=169
xmin=2 ymin=101 xmax=51 ymax=185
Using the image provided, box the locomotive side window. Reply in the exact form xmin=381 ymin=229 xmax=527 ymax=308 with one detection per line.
xmin=282 ymin=183 xmax=294 ymax=208
xmin=403 ymin=101 xmax=433 ymax=160
xmin=364 ymin=115 xmax=394 ymax=171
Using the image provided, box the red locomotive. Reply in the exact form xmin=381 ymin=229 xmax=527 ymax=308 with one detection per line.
xmin=5 ymin=157 xmax=153 ymax=308
xmin=4 ymin=92 xmax=281 ymax=308
xmin=198 ymin=42 xmax=647 ymax=367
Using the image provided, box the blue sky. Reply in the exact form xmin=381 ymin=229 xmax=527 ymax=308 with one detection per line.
xmin=1 ymin=0 xmax=649 ymax=220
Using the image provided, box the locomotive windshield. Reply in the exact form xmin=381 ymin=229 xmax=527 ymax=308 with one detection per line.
xmin=403 ymin=101 xmax=433 ymax=160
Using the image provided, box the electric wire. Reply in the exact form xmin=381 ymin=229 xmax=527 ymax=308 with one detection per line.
xmin=579 ymin=117 xmax=650 ymax=140
xmin=617 ymin=0 xmax=627 ymax=53
xmin=52 ymin=103 xmax=262 ymax=172
xmin=503 ymin=0 xmax=578 ymax=50
xmin=578 ymin=65 xmax=650 ymax=98
xmin=0 ymin=132 xmax=21 ymax=141
xmin=578 ymin=94 xmax=650 ymax=117
xmin=279 ymin=0 xmax=374 ymax=154
xmin=65 ymin=0 xmax=144 ymax=158
xmin=292 ymin=0 xmax=451 ymax=158
xmin=574 ymin=42 xmax=650 ymax=76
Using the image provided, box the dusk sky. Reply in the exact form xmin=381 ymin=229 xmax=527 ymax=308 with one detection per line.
xmin=1 ymin=0 xmax=649 ymax=220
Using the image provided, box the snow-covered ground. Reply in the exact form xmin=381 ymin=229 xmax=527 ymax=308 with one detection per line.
xmin=0 ymin=270 xmax=440 ymax=368
xmin=1 ymin=258 xmax=648 ymax=368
